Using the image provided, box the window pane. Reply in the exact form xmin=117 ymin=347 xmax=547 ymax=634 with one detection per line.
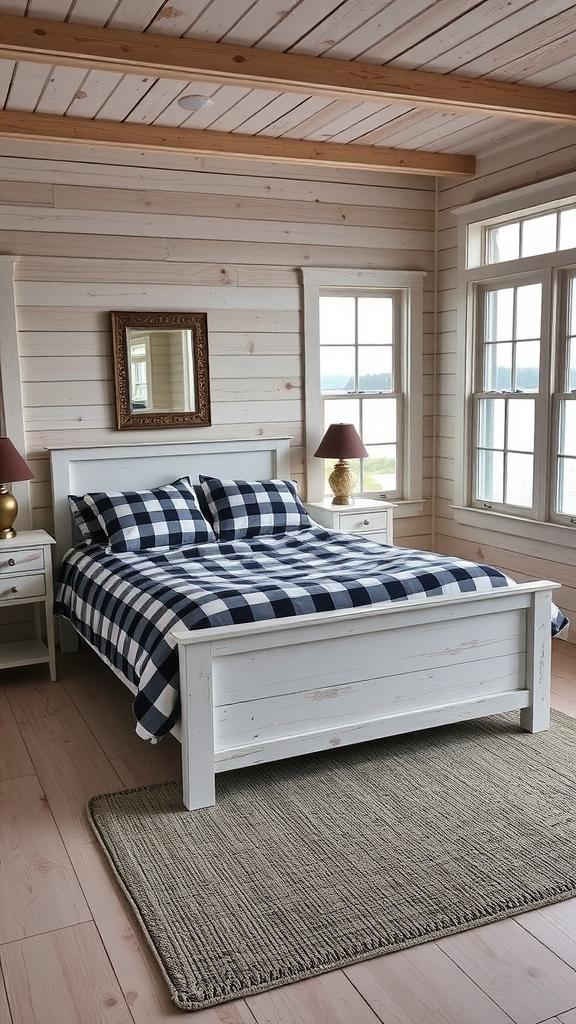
xmin=569 ymin=278 xmax=576 ymax=335
xmin=569 ymin=338 xmax=576 ymax=391
xmin=521 ymin=213 xmax=557 ymax=257
xmin=484 ymin=342 xmax=512 ymax=391
xmin=567 ymin=279 xmax=576 ymax=390
xmin=515 ymin=283 xmax=541 ymax=340
xmin=515 ymin=341 xmax=540 ymax=391
xmin=320 ymin=346 xmax=355 ymax=391
xmin=324 ymin=398 xmax=359 ymax=432
xmin=559 ymin=400 xmax=576 ymax=456
xmin=507 ymin=398 xmax=535 ymax=452
xmin=478 ymin=398 xmax=505 ymax=449
xmin=319 ymin=296 xmax=355 ymax=345
xmin=485 ymin=288 xmax=513 ymax=342
xmin=364 ymin=445 xmax=396 ymax=493
xmin=358 ymin=346 xmax=392 ymax=390
xmin=358 ymin=297 xmax=393 ymax=344
xmin=477 ymin=449 xmax=504 ymax=502
xmin=557 ymin=457 xmax=576 ymax=515
xmin=363 ymin=397 xmax=396 ymax=444
xmin=559 ymin=208 xmax=576 ymax=251
xmin=487 ymin=223 xmax=519 ymax=263
xmin=505 ymin=452 xmax=533 ymax=507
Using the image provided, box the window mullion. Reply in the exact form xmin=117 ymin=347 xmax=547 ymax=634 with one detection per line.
xmin=534 ymin=268 xmax=553 ymax=521
xmin=550 ymin=271 xmax=576 ymax=524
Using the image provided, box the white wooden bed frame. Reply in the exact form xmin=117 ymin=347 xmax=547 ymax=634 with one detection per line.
xmin=50 ymin=438 xmax=560 ymax=811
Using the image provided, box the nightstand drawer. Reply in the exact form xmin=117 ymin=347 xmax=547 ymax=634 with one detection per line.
xmin=361 ymin=531 xmax=390 ymax=545
xmin=337 ymin=510 xmax=390 ymax=534
xmin=0 ymin=547 xmax=44 ymax=575
xmin=0 ymin=574 xmax=46 ymax=602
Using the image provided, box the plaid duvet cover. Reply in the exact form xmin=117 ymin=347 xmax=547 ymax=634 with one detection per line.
xmin=55 ymin=527 xmax=568 ymax=741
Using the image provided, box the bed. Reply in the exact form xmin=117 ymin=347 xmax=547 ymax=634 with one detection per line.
xmin=50 ymin=438 xmax=567 ymax=810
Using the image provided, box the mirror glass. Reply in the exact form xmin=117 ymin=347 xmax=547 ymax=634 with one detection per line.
xmin=111 ymin=311 xmax=211 ymax=429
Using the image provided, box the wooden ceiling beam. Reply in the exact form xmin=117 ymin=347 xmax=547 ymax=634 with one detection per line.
xmin=0 ymin=13 xmax=575 ymax=124
xmin=0 ymin=110 xmax=475 ymax=177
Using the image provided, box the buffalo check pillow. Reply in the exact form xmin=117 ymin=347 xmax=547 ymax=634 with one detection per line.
xmin=68 ymin=494 xmax=109 ymax=546
xmin=69 ymin=477 xmax=216 ymax=552
xmin=199 ymin=475 xmax=313 ymax=540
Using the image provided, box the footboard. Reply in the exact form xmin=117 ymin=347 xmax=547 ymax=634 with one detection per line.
xmin=173 ymin=581 xmax=559 ymax=810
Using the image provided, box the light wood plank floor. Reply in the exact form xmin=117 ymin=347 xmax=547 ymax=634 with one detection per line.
xmin=1 ymin=642 xmax=575 ymax=1024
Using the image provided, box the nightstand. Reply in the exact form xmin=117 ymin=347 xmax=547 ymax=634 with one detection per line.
xmin=0 ymin=530 xmax=56 ymax=680
xmin=305 ymin=498 xmax=394 ymax=545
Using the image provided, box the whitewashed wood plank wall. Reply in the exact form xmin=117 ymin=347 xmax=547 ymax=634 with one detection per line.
xmin=437 ymin=126 xmax=576 ymax=643
xmin=0 ymin=139 xmax=435 ymax=556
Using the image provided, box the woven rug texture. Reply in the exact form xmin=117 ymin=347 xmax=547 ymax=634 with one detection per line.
xmin=86 ymin=710 xmax=576 ymax=1011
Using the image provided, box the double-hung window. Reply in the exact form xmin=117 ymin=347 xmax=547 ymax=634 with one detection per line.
xmin=459 ymin=191 xmax=576 ymax=529
xmin=303 ymin=269 xmax=424 ymax=505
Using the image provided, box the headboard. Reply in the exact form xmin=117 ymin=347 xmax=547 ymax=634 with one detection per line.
xmin=50 ymin=437 xmax=292 ymax=564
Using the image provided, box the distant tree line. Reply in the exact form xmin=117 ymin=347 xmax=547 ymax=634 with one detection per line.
xmin=321 ymin=373 xmax=393 ymax=392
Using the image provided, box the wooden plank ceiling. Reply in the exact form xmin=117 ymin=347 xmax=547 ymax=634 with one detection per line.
xmin=0 ymin=0 xmax=575 ymax=177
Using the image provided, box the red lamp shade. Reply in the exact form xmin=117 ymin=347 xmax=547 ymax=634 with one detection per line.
xmin=0 ymin=438 xmax=34 ymax=484
xmin=314 ymin=423 xmax=369 ymax=460
xmin=0 ymin=438 xmax=33 ymax=540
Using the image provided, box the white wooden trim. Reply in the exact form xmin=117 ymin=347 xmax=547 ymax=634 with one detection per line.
xmin=452 ymin=170 xmax=576 ymax=223
xmin=0 ymin=255 xmax=31 ymax=529
xmin=451 ymin=505 xmax=576 ymax=556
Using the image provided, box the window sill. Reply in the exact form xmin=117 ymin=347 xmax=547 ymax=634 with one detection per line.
xmin=386 ymin=498 xmax=427 ymax=518
xmin=451 ymin=505 xmax=576 ymax=549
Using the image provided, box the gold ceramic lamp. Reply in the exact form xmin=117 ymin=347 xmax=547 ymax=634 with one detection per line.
xmin=314 ymin=423 xmax=369 ymax=505
xmin=0 ymin=438 xmax=34 ymax=539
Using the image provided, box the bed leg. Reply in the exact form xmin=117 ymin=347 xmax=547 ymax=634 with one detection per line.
xmin=177 ymin=643 xmax=216 ymax=810
xmin=58 ymin=620 xmax=79 ymax=654
xmin=520 ymin=589 xmax=551 ymax=734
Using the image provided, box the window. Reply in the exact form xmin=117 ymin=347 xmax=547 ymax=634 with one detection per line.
xmin=462 ymin=197 xmax=576 ymax=528
xmin=129 ymin=337 xmax=152 ymax=410
xmin=319 ymin=293 xmax=399 ymax=495
xmin=303 ymin=269 xmax=424 ymax=504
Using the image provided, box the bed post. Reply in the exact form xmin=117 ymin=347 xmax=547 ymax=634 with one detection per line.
xmin=177 ymin=641 xmax=216 ymax=810
xmin=520 ymin=587 xmax=552 ymax=734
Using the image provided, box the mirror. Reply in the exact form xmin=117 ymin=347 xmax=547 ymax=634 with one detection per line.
xmin=111 ymin=311 xmax=211 ymax=429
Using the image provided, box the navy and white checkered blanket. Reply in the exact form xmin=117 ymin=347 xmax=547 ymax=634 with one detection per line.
xmin=55 ymin=527 xmax=569 ymax=741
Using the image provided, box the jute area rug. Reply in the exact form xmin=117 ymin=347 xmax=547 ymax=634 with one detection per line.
xmin=87 ymin=710 xmax=576 ymax=1012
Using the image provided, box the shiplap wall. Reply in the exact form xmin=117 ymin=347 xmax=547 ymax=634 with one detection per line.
xmin=436 ymin=126 xmax=576 ymax=642
xmin=0 ymin=139 xmax=435 ymax=550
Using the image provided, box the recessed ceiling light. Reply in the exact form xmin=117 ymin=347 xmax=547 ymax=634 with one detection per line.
xmin=177 ymin=95 xmax=213 ymax=112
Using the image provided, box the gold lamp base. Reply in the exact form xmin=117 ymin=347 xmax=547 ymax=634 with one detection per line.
xmin=328 ymin=460 xmax=357 ymax=505
xmin=0 ymin=485 xmax=18 ymax=539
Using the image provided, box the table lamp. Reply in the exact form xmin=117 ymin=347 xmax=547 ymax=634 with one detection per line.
xmin=0 ymin=438 xmax=34 ymax=539
xmin=314 ymin=423 xmax=369 ymax=505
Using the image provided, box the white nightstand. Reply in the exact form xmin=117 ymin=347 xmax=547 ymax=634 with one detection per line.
xmin=305 ymin=498 xmax=394 ymax=545
xmin=0 ymin=530 xmax=56 ymax=680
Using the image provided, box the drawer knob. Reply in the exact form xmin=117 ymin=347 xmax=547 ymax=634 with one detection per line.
xmin=11 ymin=586 xmax=18 ymax=594
xmin=363 ymin=519 xmax=370 ymax=525
xmin=8 ymin=558 xmax=15 ymax=566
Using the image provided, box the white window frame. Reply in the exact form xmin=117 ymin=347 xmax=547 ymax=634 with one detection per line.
xmin=452 ymin=170 xmax=576 ymax=548
xmin=303 ymin=268 xmax=425 ymax=510
xmin=129 ymin=336 xmax=153 ymax=410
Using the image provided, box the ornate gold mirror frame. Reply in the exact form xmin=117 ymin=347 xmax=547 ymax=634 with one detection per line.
xmin=111 ymin=310 xmax=211 ymax=430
